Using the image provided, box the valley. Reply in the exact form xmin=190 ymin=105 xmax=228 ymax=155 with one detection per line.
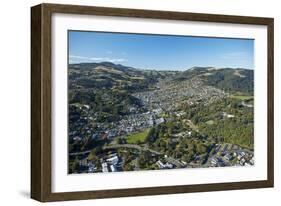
xmin=68 ymin=62 xmax=254 ymax=174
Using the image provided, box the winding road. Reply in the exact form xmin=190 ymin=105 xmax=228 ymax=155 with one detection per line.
xmin=103 ymin=144 xmax=163 ymax=155
xmin=70 ymin=143 xmax=185 ymax=168
xmin=104 ymin=144 xmax=185 ymax=167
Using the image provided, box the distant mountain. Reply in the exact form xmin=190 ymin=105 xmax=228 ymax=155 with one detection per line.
xmin=69 ymin=62 xmax=253 ymax=95
xmin=69 ymin=62 xmax=146 ymax=91
xmin=69 ymin=62 xmax=179 ymax=91
xmin=203 ymin=68 xmax=253 ymax=94
xmin=69 ymin=61 xmax=136 ymax=72
xmin=177 ymin=66 xmax=254 ymax=94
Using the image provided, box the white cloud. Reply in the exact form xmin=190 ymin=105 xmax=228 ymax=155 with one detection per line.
xmin=69 ymin=55 xmax=127 ymax=64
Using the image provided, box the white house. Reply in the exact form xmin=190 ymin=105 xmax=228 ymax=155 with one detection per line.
xmin=110 ymin=164 xmax=117 ymax=172
xmin=211 ymin=158 xmax=218 ymax=166
xmin=102 ymin=162 xmax=109 ymax=172
xmin=106 ymin=155 xmax=119 ymax=165
xmin=155 ymin=117 xmax=165 ymax=125
xmin=224 ymin=153 xmax=233 ymax=161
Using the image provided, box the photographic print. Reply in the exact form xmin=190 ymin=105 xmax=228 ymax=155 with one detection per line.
xmin=31 ymin=4 xmax=273 ymax=201
xmin=68 ymin=31 xmax=254 ymax=174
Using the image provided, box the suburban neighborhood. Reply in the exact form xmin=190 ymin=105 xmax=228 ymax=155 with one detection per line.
xmin=68 ymin=62 xmax=254 ymax=174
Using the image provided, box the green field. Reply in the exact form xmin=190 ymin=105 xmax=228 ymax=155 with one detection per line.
xmin=230 ymin=95 xmax=253 ymax=100
xmin=125 ymin=129 xmax=150 ymax=144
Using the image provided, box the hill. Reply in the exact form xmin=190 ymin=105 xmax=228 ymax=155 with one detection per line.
xmin=177 ymin=66 xmax=254 ymax=95
xmin=69 ymin=63 xmax=253 ymax=98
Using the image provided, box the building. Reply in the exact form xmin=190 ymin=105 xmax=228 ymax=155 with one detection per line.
xmin=244 ymin=162 xmax=252 ymax=166
xmin=148 ymin=116 xmax=154 ymax=126
xmin=79 ymin=159 xmax=88 ymax=167
xmin=222 ymin=112 xmax=235 ymax=118
xmin=242 ymin=101 xmax=253 ymax=108
xmin=211 ymin=158 xmax=218 ymax=166
xmin=176 ymin=111 xmax=186 ymax=117
xmin=164 ymin=162 xmax=173 ymax=169
xmin=100 ymin=133 xmax=108 ymax=140
xmin=88 ymin=163 xmax=97 ymax=173
xmin=156 ymin=160 xmax=173 ymax=169
xmin=237 ymin=151 xmax=246 ymax=160
xmin=107 ymin=131 xmax=116 ymax=139
xmin=249 ymin=158 xmax=255 ymax=165
xmin=102 ymin=162 xmax=109 ymax=172
xmin=224 ymin=153 xmax=233 ymax=161
xmin=73 ymin=136 xmax=82 ymax=141
xmin=155 ymin=117 xmax=165 ymax=125
xmin=110 ymin=164 xmax=117 ymax=172
xmin=106 ymin=155 xmax=119 ymax=165
xmin=129 ymin=107 xmax=137 ymax=113
xmin=153 ymin=108 xmax=162 ymax=114
xmin=91 ymin=133 xmax=98 ymax=140
xmin=240 ymin=158 xmax=246 ymax=166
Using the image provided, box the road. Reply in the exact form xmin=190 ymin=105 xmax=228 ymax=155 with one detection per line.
xmin=69 ymin=150 xmax=91 ymax=156
xmin=103 ymin=144 xmax=163 ymax=155
xmin=105 ymin=144 xmax=187 ymax=167
xmin=69 ymin=144 xmax=163 ymax=156
xmin=70 ymin=143 xmax=187 ymax=168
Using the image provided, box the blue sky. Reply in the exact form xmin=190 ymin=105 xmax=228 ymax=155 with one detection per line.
xmin=68 ymin=31 xmax=254 ymax=71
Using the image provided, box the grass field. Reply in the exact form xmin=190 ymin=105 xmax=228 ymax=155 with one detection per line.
xmin=230 ymin=95 xmax=253 ymax=100
xmin=125 ymin=129 xmax=149 ymax=144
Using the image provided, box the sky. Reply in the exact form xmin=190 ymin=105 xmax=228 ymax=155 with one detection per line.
xmin=68 ymin=30 xmax=254 ymax=71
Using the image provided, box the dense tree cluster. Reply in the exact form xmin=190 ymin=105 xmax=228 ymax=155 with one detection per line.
xmin=204 ymin=69 xmax=254 ymax=94
xmin=145 ymin=121 xmax=214 ymax=163
xmin=183 ymin=98 xmax=254 ymax=149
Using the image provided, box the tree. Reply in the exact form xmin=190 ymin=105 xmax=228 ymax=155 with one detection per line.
xmin=87 ymin=146 xmax=102 ymax=160
xmin=146 ymin=127 xmax=157 ymax=143
xmin=117 ymin=137 xmax=126 ymax=144
xmin=138 ymin=154 xmax=146 ymax=168
xmin=197 ymin=143 xmax=207 ymax=154
xmin=123 ymin=163 xmax=134 ymax=171
xmin=69 ymin=157 xmax=80 ymax=173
